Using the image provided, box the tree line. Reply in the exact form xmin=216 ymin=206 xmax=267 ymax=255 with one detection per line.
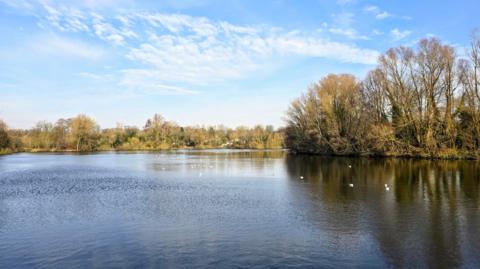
xmin=0 ymin=114 xmax=283 ymax=153
xmin=285 ymin=31 xmax=480 ymax=159
xmin=2 ymin=31 xmax=480 ymax=159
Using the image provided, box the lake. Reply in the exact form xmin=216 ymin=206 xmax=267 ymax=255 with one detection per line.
xmin=0 ymin=150 xmax=479 ymax=268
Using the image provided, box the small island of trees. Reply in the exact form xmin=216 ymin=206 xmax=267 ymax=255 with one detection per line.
xmin=285 ymin=32 xmax=480 ymax=159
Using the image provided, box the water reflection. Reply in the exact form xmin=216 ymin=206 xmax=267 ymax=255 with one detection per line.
xmin=144 ymin=150 xmax=287 ymax=178
xmin=285 ymin=156 xmax=480 ymax=268
xmin=0 ymin=152 xmax=479 ymax=268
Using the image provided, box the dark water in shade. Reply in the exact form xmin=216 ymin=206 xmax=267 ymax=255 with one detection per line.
xmin=0 ymin=151 xmax=479 ymax=268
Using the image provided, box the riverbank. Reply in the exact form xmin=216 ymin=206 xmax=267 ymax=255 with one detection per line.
xmin=289 ymin=148 xmax=479 ymax=160
xmin=2 ymin=147 xmax=285 ymax=155
xmin=0 ymin=149 xmax=16 ymax=155
xmin=4 ymin=147 xmax=479 ymax=160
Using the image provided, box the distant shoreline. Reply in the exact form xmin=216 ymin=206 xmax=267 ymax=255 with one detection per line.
xmin=2 ymin=148 xmax=478 ymax=160
xmin=1 ymin=147 xmax=286 ymax=155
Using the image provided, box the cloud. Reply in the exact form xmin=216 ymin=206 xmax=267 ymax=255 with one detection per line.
xmin=119 ymin=70 xmax=198 ymax=95
xmin=375 ymin=11 xmax=391 ymax=20
xmin=31 ymin=35 xmax=105 ymax=60
xmin=336 ymin=0 xmax=355 ymax=5
xmin=5 ymin=1 xmax=380 ymax=90
xmin=77 ymin=72 xmax=114 ymax=81
xmin=124 ymin=27 xmax=379 ymax=85
xmin=80 ymin=0 xmax=134 ymax=10
xmin=0 ymin=0 xmax=35 ymax=11
xmin=390 ymin=28 xmax=412 ymax=41
xmin=364 ymin=5 xmax=392 ymax=20
xmin=327 ymin=27 xmax=369 ymax=40
xmin=332 ymin=12 xmax=354 ymax=26
xmin=364 ymin=5 xmax=379 ymax=13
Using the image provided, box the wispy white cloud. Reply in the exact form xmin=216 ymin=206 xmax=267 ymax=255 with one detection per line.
xmin=0 ymin=0 xmax=35 ymax=11
xmin=336 ymin=0 xmax=355 ymax=6
xmin=119 ymin=70 xmax=198 ymax=95
xmin=390 ymin=28 xmax=412 ymax=41
xmin=3 ymin=1 xmax=380 ymax=92
xmin=375 ymin=11 xmax=391 ymax=20
xmin=327 ymin=27 xmax=369 ymax=40
xmin=364 ymin=5 xmax=392 ymax=20
xmin=332 ymin=12 xmax=354 ymax=26
xmin=80 ymin=0 xmax=134 ymax=10
xmin=325 ymin=11 xmax=371 ymax=40
xmin=77 ymin=72 xmax=114 ymax=81
xmin=364 ymin=6 xmax=379 ymax=13
xmin=363 ymin=5 xmax=413 ymax=21
xmin=41 ymin=7 xmax=378 ymax=65
xmin=31 ymin=35 xmax=105 ymax=60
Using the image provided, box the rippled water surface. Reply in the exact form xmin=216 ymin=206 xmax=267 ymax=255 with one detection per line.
xmin=0 ymin=150 xmax=479 ymax=268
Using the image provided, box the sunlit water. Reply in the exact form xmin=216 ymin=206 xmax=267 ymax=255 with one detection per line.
xmin=0 ymin=150 xmax=479 ymax=268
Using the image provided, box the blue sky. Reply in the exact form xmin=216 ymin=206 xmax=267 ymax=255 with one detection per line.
xmin=0 ymin=0 xmax=478 ymax=129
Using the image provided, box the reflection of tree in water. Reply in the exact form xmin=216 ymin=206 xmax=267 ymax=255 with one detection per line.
xmin=148 ymin=150 xmax=287 ymax=175
xmin=181 ymin=149 xmax=286 ymax=159
xmin=285 ymin=155 xmax=480 ymax=267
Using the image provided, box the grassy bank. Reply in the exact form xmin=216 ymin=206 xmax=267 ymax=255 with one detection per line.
xmin=9 ymin=145 xmax=284 ymax=154
xmin=0 ymin=148 xmax=16 ymax=155
xmin=289 ymin=148 xmax=479 ymax=160
xmin=4 ymin=147 xmax=478 ymax=160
